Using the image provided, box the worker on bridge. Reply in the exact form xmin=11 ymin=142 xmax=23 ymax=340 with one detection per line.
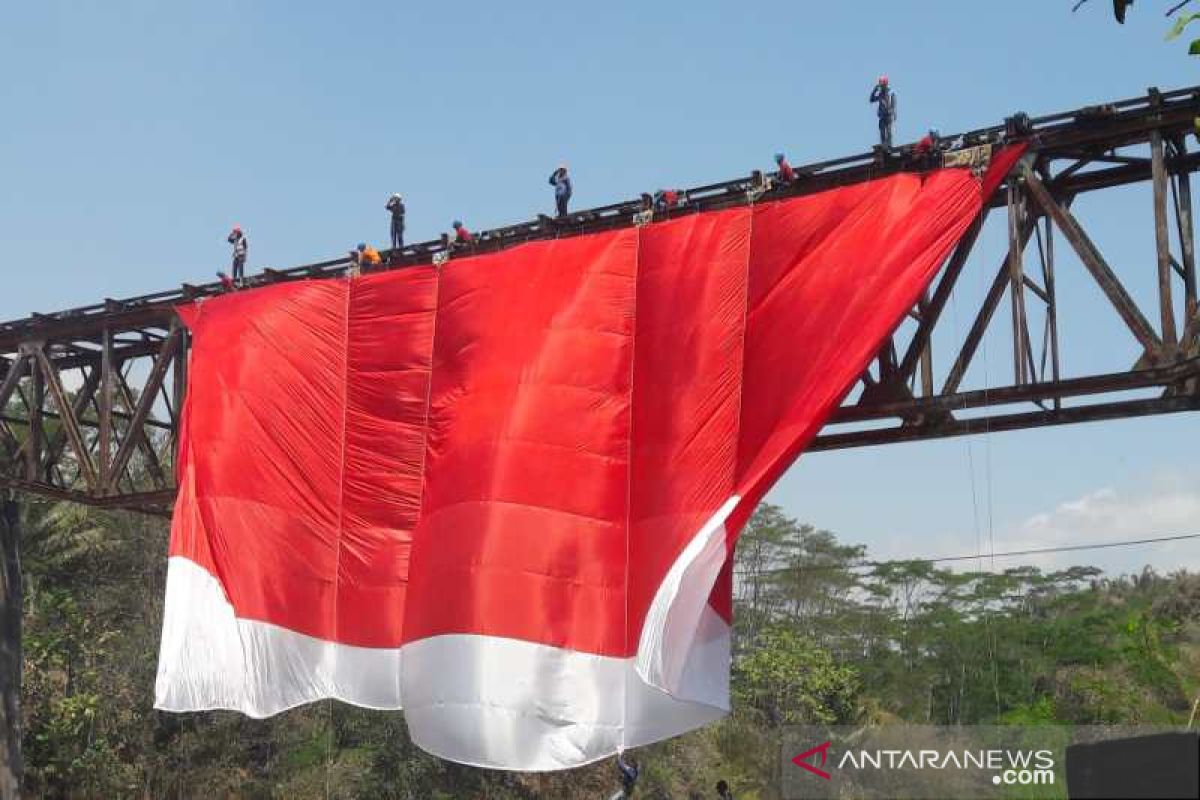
xmin=915 ymin=128 xmax=941 ymax=164
xmin=452 ymin=220 xmax=473 ymax=246
xmin=359 ymin=242 xmax=381 ymax=270
xmin=347 ymin=243 xmax=381 ymax=277
xmin=653 ymin=189 xmax=680 ymax=213
xmin=774 ymin=152 xmax=796 ymax=185
xmin=386 ymin=193 xmax=405 ymax=251
xmin=549 ymin=164 xmax=572 ymax=217
xmin=227 ymin=225 xmax=248 ymax=285
xmin=869 ymin=75 xmax=897 ymax=150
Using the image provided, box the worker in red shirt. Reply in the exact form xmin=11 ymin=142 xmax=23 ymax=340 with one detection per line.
xmin=915 ymin=129 xmax=941 ymax=162
xmin=653 ymin=189 xmax=679 ymax=212
xmin=452 ymin=220 xmax=473 ymax=245
xmin=774 ymin=152 xmax=796 ymax=184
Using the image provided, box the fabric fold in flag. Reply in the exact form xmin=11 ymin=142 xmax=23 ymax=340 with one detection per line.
xmin=156 ymin=147 xmax=1024 ymax=771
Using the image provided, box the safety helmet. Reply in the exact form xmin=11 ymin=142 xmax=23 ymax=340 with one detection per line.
xmin=391 ymin=193 xmax=401 ymax=201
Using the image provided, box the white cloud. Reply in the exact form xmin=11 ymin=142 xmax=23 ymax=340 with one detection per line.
xmin=964 ymin=475 xmax=1200 ymax=576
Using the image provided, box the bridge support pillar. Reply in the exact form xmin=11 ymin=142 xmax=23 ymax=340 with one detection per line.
xmin=0 ymin=496 xmax=21 ymax=800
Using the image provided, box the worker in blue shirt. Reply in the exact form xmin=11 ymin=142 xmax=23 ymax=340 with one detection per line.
xmin=869 ymin=75 xmax=897 ymax=149
xmin=549 ymin=164 xmax=572 ymax=217
xmin=386 ymin=193 xmax=405 ymax=250
xmin=609 ymin=752 xmax=639 ymax=799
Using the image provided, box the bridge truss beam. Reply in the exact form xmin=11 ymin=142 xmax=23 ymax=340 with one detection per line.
xmin=2 ymin=86 xmax=1200 ymax=511
xmin=817 ymin=105 xmax=1200 ymax=450
xmin=0 ymin=322 xmax=183 ymax=515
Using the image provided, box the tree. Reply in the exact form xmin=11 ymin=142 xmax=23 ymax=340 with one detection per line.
xmin=1073 ymin=0 xmax=1200 ymax=55
xmin=1 ymin=496 xmax=22 ymax=799
xmin=732 ymin=625 xmax=860 ymax=727
xmin=1166 ymin=6 xmax=1200 ymax=54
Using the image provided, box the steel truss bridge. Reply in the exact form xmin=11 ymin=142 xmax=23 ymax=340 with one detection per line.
xmin=2 ymin=86 xmax=1199 ymax=516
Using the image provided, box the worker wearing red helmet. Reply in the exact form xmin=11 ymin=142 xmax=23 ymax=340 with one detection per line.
xmin=869 ymin=75 xmax=897 ymax=150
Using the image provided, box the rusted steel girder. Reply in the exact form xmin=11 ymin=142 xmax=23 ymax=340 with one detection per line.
xmin=2 ymin=85 xmax=1200 ymax=509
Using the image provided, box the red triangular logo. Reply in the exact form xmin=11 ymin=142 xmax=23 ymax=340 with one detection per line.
xmin=792 ymin=741 xmax=833 ymax=780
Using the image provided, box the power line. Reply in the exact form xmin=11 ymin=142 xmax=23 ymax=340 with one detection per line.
xmin=892 ymin=531 xmax=1200 ymax=567
xmin=740 ymin=532 xmax=1200 ymax=574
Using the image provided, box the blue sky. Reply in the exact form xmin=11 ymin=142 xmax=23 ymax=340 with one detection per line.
xmin=2 ymin=1 xmax=1197 ymax=574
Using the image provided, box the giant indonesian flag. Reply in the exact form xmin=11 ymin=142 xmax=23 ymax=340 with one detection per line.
xmin=156 ymin=148 xmax=1022 ymax=770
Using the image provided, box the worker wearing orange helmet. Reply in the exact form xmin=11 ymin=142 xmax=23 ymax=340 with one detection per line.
xmin=869 ymin=75 xmax=897 ymax=150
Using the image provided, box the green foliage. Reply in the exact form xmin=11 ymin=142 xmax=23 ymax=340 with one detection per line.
xmin=20 ymin=501 xmax=148 ymax=796
xmin=1165 ymin=10 xmax=1200 ymax=56
xmin=1076 ymin=1 xmax=1200 ymax=56
xmin=1166 ymin=11 xmax=1200 ymax=40
xmin=999 ymin=696 xmax=1058 ymax=726
xmin=733 ymin=625 xmax=860 ymax=726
